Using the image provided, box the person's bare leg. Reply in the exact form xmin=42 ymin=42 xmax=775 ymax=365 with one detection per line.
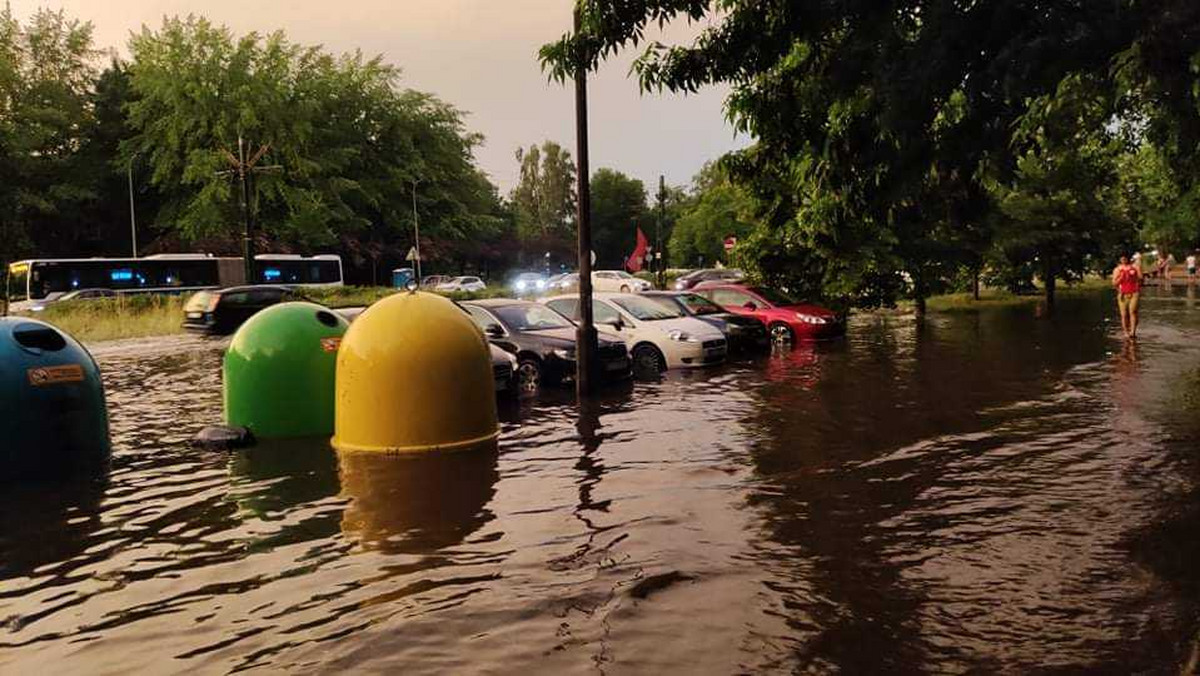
xmin=1129 ymin=303 xmax=1139 ymax=339
xmin=1118 ymin=300 xmax=1130 ymax=337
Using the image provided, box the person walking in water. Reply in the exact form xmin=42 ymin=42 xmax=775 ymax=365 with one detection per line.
xmin=1112 ymin=254 xmax=1143 ymax=339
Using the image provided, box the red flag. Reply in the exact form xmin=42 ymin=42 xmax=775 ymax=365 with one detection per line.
xmin=625 ymin=227 xmax=649 ymax=272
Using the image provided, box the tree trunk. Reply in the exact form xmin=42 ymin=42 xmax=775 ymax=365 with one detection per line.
xmin=1043 ymin=259 xmax=1057 ymax=312
xmin=913 ymin=269 xmax=927 ymax=319
xmin=972 ymin=267 xmax=981 ymax=301
xmin=915 ymin=294 xmax=927 ymax=318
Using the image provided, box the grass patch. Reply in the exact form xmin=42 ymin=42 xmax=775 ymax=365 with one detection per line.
xmin=36 ymin=294 xmax=187 ymax=343
xmin=917 ymin=278 xmax=1112 ymax=313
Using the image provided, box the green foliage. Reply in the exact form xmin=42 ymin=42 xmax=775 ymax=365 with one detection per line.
xmin=668 ymin=162 xmax=755 ymax=267
xmin=589 ymin=168 xmax=647 ymax=268
xmin=510 ymin=140 xmax=576 ymax=263
xmin=124 ymin=15 xmax=505 ymax=271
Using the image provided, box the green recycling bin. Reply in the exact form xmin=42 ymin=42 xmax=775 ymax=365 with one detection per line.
xmin=0 ymin=317 xmax=110 ymax=480
xmin=223 ymin=302 xmax=349 ymax=439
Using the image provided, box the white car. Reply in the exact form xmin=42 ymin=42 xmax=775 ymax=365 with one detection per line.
xmin=591 ymin=270 xmax=651 ymax=293
xmin=541 ymin=292 xmax=727 ymax=373
xmin=435 ymin=276 xmax=487 ymax=293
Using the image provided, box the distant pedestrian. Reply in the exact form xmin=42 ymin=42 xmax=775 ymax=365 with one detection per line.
xmin=1187 ymin=252 xmax=1197 ymax=282
xmin=1112 ymin=255 xmax=1143 ymax=339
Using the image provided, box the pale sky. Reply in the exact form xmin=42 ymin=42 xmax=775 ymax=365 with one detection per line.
xmin=10 ymin=0 xmax=748 ymax=194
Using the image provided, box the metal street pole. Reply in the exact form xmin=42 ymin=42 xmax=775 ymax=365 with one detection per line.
xmin=128 ymin=153 xmax=139 ymax=258
xmin=656 ymin=174 xmax=665 ymax=288
xmin=238 ymin=135 xmax=254 ymax=284
xmin=573 ymin=4 xmax=597 ymax=396
xmin=412 ymin=179 xmax=422 ymax=281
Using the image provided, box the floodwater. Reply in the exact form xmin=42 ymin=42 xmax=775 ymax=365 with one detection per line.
xmin=3 ymin=287 xmax=1200 ymax=674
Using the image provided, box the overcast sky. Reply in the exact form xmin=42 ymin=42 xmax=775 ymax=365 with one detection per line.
xmin=10 ymin=0 xmax=748 ymax=194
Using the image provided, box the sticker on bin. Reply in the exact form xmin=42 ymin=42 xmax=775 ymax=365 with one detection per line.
xmin=320 ymin=337 xmax=342 ymax=353
xmin=27 ymin=364 xmax=85 ymax=386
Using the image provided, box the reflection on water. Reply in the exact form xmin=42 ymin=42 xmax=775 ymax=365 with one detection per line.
xmin=2 ymin=289 xmax=1199 ymax=672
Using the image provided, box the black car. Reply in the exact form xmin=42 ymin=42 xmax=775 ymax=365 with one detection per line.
xmin=461 ymin=298 xmax=631 ymax=391
xmin=182 ymin=285 xmax=299 ymax=335
xmin=643 ymin=290 xmax=769 ymax=353
xmin=673 ymin=268 xmax=745 ymax=290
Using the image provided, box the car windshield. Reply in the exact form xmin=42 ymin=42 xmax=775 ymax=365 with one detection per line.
xmin=612 ymin=296 xmax=685 ymax=321
xmin=613 ymin=271 xmax=635 ymax=279
xmin=752 ymin=287 xmax=796 ymax=306
xmin=493 ymin=304 xmax=573 ymax=331
xmin=676 ymin=293 xmax=725 ymax=315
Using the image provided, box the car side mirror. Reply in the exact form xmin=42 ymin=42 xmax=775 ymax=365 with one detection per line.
xmin=485 ymin=324 xmax=504 ymax=338
xmin=743 ymin=301 xmax=758 ymax=310
xmin=603 ymin=317 xmax=624 ymax=330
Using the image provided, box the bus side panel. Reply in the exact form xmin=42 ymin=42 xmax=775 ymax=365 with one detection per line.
xmin=218 ymin=258 xmax=246 ymax=288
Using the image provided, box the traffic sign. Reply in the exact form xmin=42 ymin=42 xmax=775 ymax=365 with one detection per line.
xmin=406 ymin=247 xmax=419 ymax=261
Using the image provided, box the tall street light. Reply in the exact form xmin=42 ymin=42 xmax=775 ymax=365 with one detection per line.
xmin=573 ymin=4 xmax=597 ymax=396
xmin=127 ymin=153 xmax=138 ymax=258
xmin=412 ymin=178 xmax=422 ymax=282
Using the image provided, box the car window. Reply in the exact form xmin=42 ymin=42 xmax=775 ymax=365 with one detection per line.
xmin=614 ymin=271 xmax=635 ymax=279
xmin=249 ymin=289 xmax=283 ymax=304
xmin=494 ymin=304 xmax=573 ymax=331
xmin=711 ymin=289 xmax=755 ymax=307
xmin=463 ymin=305 xmax=498 ymax=330
xmin=465 ymin=277 xmax=482 ymax=284
xmin=611 ymin=295 xmax=684 ymax=320
xmin=546 ymin=298 xmax=579 ymax=319
xmin=751 ymin=287 xmax=795 ymax=306
xmin=677 ymin=293 xmax=725 ymax=315
xmin=221 ymin=291 xmax=251 ymax=306
xmin=593 ymin=301 xmax=623 ymax=324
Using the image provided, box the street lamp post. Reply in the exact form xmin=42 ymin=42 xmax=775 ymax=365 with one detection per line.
xmin=127 ymin=153 xmax=138 ymax=258
xmin=412 ymin=179 xmax=422 ymax=282
xmin=573 ymin=4 xmax=597 ymax=396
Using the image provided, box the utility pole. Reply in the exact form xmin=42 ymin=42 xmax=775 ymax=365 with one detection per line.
xmin=573 ymin=4 xmax=597 ymax=396
xmin=218 ymin=134 xmax=280 ymax=284
xmin=412 ymin=179 xmax=423 ymax=281
xmin=656 ymin=174 xmax=665 ymax=289
xmin=128 ymin=153 xmax=139 ymax=258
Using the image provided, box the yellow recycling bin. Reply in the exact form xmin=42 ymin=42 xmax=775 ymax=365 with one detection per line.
xmin=332 ymin=290 xmax=499 ymax=453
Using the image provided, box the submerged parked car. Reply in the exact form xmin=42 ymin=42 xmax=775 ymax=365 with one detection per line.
xmin=435 ymin=276 xmax=487 ymax=293
xmin=673 ymin=268 xmax=744 ymax=290
xmin=643 ymin=290 xmax=769 ymax=353
xmin=542 ymin=292 xmax=727 ymax=374
xmin=591 ymin=270 xmax=652 ymax=293
xmin=509 ymin=272 xmax=548 ymax=296
xmin=461 ymin=298 xmax=630 ymax=392
xmin=29 ymin=288 xmax=117 ymax=312
xmin=692 ymin=282 xmax=843 ymax=342
xmin=182 ymin=285 xmax=299 ymax=335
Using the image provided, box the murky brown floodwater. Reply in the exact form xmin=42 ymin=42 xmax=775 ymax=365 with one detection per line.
xmin=3 ymin=286 xmax=1200 ymax=673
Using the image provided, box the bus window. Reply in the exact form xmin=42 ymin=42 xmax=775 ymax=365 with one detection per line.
xmin=6 ymin=264 xmax=29 ymax=302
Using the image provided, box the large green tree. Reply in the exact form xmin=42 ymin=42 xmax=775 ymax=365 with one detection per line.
xmin=542 ymin=0 xmax=1200 ymax=311
xmin=669 ymin=162 xmax=755 ymax=267
xmin=125 ymin=16 xmax=503 ymax=273
xmin=510 ymin=140 xmax=577 ymax=264
xmin=589 ymin=168 xmax=647 ymax=268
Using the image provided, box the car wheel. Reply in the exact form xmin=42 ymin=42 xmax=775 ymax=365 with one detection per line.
xmin=632 ymin=344 xmax=665 ymax=377
xmin=769 ymin=322 xmax=795 ymax=344
xmin=516 ymin=358 xmax=541 ymax=394
xmin=620 ymin=285 xmax=630 ymax=293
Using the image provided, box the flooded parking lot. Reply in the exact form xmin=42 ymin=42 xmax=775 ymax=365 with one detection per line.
xmin=3 ymin=287 xmax=1199 ymax=673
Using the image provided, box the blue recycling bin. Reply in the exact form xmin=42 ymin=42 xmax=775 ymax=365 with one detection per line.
xmin=0 ymin=317 xmax=110 ymax=480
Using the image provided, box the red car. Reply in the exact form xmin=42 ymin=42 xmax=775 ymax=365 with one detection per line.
xmin=692 ymin=282 xmax=843 ymax=342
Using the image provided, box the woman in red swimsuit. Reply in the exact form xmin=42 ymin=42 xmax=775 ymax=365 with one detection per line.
xmin=1111 ymin=255 xmax=1142 ymax=339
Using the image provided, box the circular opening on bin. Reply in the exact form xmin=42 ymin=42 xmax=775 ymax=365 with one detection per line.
xmin=315 ymin=310 xmax=339 ymax=327
xmin=12 ymin=323 xmax=67 ymax=352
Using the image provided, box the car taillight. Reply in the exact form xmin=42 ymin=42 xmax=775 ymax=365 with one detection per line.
xmin=206 ymin=295 xmax=221 ymax=312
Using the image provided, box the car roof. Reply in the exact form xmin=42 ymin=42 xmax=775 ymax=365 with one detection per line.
xmin=217 ymin=284 xmax=292 ymax=293
xmin=462 ymin=298 xmax=528 ymax=308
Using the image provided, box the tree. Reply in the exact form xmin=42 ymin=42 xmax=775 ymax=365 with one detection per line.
xmin=988 ymin=74 xmax=1130 ymax=308
xmin=0 ymin=7 xmax=102 ymax=265
xmin=589 ymin=168 xmax=647 ymax=268
xmin=669 ymin=162 xmax=755 ymax=267
xmin=510 ymin=140 xmax=576 ymax=264
xmin=541 ymin=1 xmax=1197 ymax=311
xmin=1117 ymin=143 xmax=1200 ymax=254
xmin=125 ymin=16 xmax=504 ymax=276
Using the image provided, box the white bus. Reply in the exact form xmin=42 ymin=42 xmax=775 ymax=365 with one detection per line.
xmin=4 ymin=253 xmax=343 ymax=313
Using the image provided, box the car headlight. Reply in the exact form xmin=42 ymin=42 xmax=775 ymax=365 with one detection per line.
xmin=552 ymin=348 xmax=575 ymax=359
xmin=516 ymin=281 xmax=527 ymax=290
xmin=667 ymin=329 xmax=697 ymax=342
xmin=796 ymin=313 xmax=827 ymax=324
xmin=537 ymin=280 xmax=546 ymax=289
xmin=31 ymin=305 xmax=45 ymax=312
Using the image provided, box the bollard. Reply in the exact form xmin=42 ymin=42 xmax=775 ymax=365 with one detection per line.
xmin=0 ymin=317 xmax=110 ymax=480
xmin=332 ymin=291 xmax=498 ymax=453
xmin=223 ymin=302 xmax=349 ymax=439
